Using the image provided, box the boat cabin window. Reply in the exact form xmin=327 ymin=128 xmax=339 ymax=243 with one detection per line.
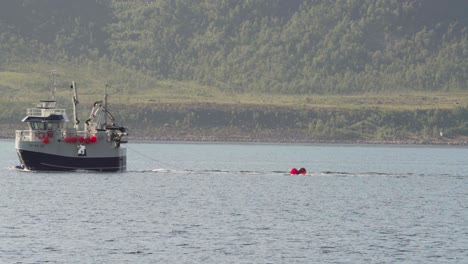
xmin=30 ymin=122 xmax=54 ymax=130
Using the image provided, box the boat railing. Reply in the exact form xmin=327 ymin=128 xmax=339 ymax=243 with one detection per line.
xmin=62 ymin=130 xmax=93 ymax=138
xmin=27 ymin=108 xmax=67 ymax=117
xmin=16 ymin=129 xmax=94 ymax=142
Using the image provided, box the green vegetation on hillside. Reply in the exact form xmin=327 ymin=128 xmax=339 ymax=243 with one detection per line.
xmin=0 ymin=0 xmax=467 ymax=142
xmin=1 ymin=0 xmax=467 ymax=94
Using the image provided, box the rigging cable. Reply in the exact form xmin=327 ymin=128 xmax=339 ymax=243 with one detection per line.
xmin=126 ymin=145 xmax=176 ymax=169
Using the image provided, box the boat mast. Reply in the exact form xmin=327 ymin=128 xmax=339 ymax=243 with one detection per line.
xmin=49 ymin=70 xmax=58 ymax=101
xmin=104 ymin=83 xmax=109 ymax=126
xmin=71 ymin=81 xmax=80 ymax=130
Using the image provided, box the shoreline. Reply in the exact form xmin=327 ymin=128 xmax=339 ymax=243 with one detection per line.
xmin=129 ymin=138 xmax=468 ymax=146
xmin=4 ymin=137 xmax=466 ymax=146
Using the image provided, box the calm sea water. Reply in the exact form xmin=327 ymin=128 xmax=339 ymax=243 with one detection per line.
xmin=1 ymin=140 xmax=467 ymax=263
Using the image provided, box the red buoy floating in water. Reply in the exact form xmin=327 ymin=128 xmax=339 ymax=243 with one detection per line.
xmin=290 ymin=167 xmax=307 ymax=175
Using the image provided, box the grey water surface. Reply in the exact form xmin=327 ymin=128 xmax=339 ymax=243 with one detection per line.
xmin=1 ymin=140 xmax=467 ymax=263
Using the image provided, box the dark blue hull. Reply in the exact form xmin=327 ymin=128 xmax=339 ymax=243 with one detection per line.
xmin=17 ymin=149 xmax=126 ymax=172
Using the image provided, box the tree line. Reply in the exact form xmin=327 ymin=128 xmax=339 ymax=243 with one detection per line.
xmin=0 ymin=0 xmax=467 ymax=94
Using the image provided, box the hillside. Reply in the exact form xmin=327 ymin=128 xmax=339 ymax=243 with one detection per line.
xmin=0 ymin=1 xmax=467 ymax=143
xmin=1 ymin=0 xmax=467 ymax=94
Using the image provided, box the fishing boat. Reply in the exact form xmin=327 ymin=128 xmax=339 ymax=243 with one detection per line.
xmin=15 ymin=76 xmax=128 ymax=172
